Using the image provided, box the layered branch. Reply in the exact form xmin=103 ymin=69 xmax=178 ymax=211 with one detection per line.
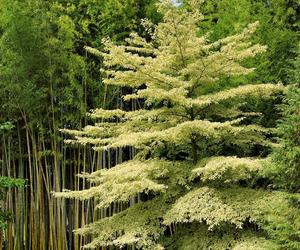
xmin=74 ymin=197 xmax=169 ymax=249
xmin=163 ymin=187 xmax=300 ymax=233
xmin=55 ymin=160 xmax=172 ymax=208
xmin=192 ymin=156 xmax=268 ymax=183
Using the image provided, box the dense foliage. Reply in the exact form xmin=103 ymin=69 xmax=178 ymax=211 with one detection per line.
xmin=57 ymin=1 xmax=300 ymax=249
xmin=0 ymin=0 xmax=299 ymax=249
xmin=190 ymin=0 xmax=300 ymax=83
xmin=0 ymin=0 xmax=159 ymax=249
xmin=268 ymin=48 xmax=300 ymax=192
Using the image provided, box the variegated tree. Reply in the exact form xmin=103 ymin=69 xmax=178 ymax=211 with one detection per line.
xmin=56 ymin=1 xmax=300 ymax=249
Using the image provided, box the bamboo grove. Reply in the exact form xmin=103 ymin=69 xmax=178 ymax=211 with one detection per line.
xmin=0 ymin=0 xmax=299 ymax=249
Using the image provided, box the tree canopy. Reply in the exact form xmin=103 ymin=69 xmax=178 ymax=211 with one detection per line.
xmin=56 ymin=1 xmax=300 ymax=249
xmin=0 ymin=0 xmax=299 ymax=249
